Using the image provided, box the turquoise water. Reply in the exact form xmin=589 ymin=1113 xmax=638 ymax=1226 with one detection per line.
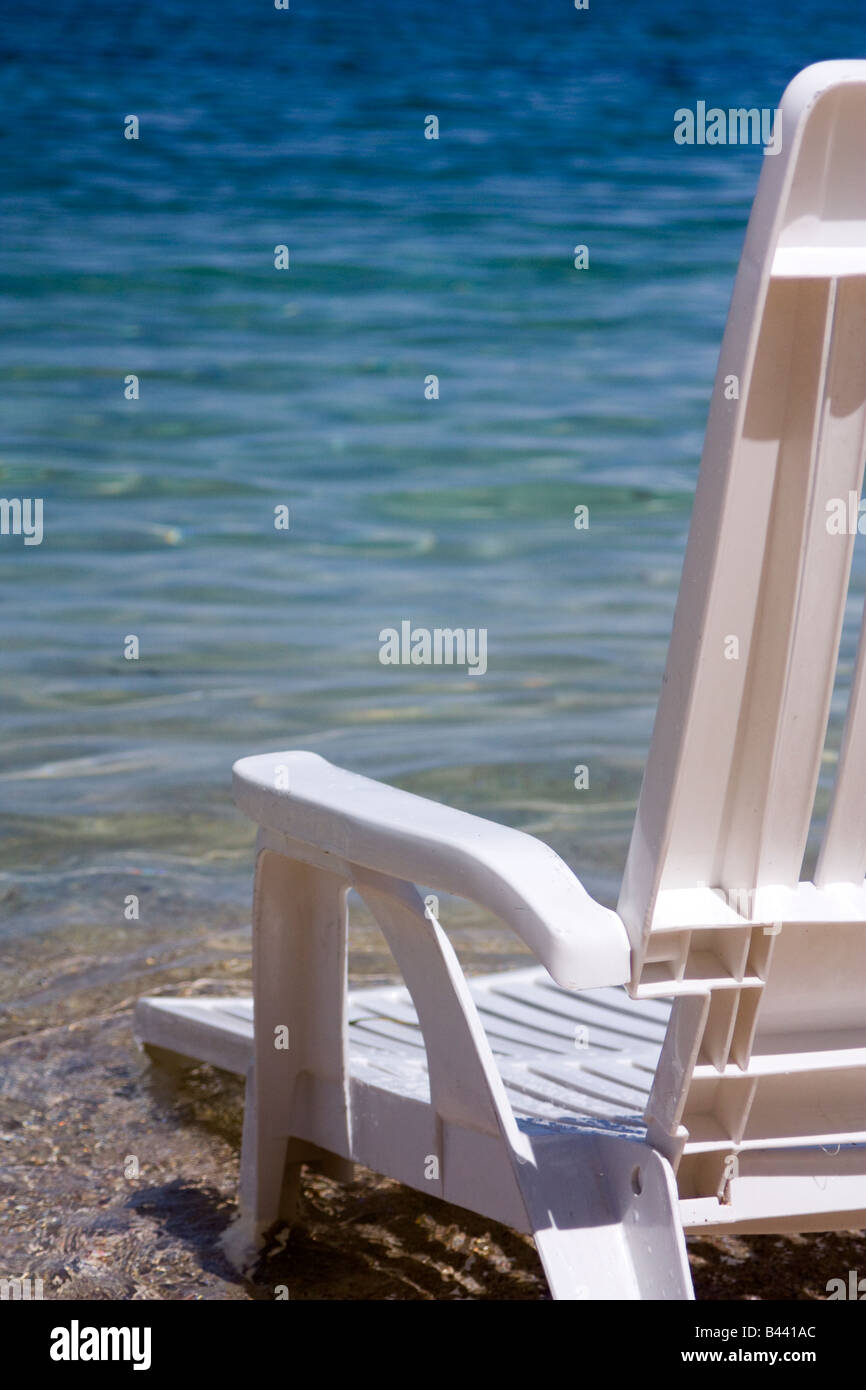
xmin=3 ymin=0 xmax=866 ymax=944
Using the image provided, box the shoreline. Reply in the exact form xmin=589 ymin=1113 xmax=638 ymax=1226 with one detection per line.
xmin=1 ymin=921 xmax=864 ymax=1299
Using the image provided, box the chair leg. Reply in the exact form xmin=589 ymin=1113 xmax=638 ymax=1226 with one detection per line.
xmin=516 ymin=1132 xmax=694 ymax=1300
xmin=221 ymin=1066 xmax=300 ymax=1269
xmin=222 ymin=848 xmax=352 ymax=1270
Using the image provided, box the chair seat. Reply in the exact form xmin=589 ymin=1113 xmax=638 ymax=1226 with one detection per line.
xmin=135 ymin=964 xmax=670 ymax=1138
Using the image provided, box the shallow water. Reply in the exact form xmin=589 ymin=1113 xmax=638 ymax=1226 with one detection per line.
xmin=2 ymin=0 xmax=866 ymax=974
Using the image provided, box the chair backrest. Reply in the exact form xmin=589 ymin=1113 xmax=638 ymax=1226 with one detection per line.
xmin=617 ymin=63 xmax=866 ymax=1212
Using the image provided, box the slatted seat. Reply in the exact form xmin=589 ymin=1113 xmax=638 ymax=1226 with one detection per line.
xmin=136 ymin=62 xmax=866 ymax=1298
xmin=137 ymin=966 xmax=669 ymax=1135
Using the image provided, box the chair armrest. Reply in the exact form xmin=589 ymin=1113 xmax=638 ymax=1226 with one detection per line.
xmin=232 ymin=750 xmax=630 ymax=990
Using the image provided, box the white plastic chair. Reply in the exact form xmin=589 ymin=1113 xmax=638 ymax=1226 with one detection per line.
xmin=136 ymin=62 xmax=866 ymax=1299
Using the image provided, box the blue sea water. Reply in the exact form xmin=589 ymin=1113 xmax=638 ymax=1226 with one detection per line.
xmin=2 ymin=0 xmax=866 ymax=946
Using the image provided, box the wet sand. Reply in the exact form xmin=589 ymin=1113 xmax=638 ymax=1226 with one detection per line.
xmin=2 ymin=912 xmax=864 ymax=1301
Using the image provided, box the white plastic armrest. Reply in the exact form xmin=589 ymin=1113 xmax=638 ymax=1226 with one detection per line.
xmin=233 ymin=750 xmax=630 ymax=991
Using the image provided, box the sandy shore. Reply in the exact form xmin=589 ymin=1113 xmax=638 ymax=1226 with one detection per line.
xmin=1 ymin=917 xmax=864 ymax=1300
